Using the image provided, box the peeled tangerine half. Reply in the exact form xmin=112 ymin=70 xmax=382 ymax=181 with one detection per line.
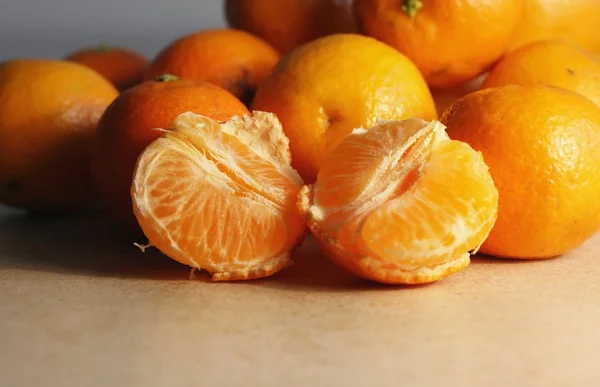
xmin=298 ymin=119 xmax=499 ymax=285
xmin=132 ymin=111 xmax=306 ymax=281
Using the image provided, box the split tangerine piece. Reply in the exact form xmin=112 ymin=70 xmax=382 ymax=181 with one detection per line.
xmin=132 ymin=111 xmax=306 ymax=281
xmin=299 ymin=119 xmax=499 ymax=284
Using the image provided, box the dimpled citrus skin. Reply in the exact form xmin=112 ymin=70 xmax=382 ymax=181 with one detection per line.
xmin=252 ymin=33 xmax=436 ymax=183
xmin=66 ymin=45 xmax=148 ymax=91
xmin=0 ymin=59 xmax=118 ymax=212
xmin=509 ymin=0 xmax=600 ymax=54
xmin=441 ymin=85 xmax=600 ymax=259
xmin=484 ymin=40 xmax=600 ymax=107
xmin=144 ymin=29 xmax=280 ymax=105
xmin=354 ymin=0 xmax=521 ymax=88
xmin=225 ymin=0 xmax=356 ymax=54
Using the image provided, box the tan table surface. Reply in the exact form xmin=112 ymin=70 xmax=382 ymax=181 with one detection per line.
xmin=1 ymin=206 xmax=599 ymax=387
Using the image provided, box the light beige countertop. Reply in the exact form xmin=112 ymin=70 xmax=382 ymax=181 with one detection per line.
xmin=1 ymin=206 xmax=600 ymax=387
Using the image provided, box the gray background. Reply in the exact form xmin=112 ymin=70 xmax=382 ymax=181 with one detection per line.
xmin=0 ymin=0 xmax=227 ymax=61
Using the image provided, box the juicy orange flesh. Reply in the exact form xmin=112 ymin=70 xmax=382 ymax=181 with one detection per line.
xmin=311 ymin=120 xmax=497 ymax=267
xmin=314 ymin=120 xmax=434 ymax=210
xmin=133 ymin=118 xmax=304 ymax=271
xmin=359 ymin=140 xmax=497 ymax=267
xmin=313 ymin=120 xmax=434 ymax=241
xmin=181 ymin=127 xmax=296 ymax=207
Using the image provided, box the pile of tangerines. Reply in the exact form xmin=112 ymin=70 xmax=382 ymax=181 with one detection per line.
xmin=1 ymin=0 xmax=600 ymax=285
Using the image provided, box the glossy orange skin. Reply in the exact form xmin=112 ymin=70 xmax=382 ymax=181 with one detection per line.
xmin=0 ymin=59 xmax=118 ymax=212
xmin=225 ymin=0 xmax=356 ymax=54
xmin=509 ymin=0 xmax=600 ymax=54
xmin=92 ymin=79 xmax=249 ymax=231
xmin=252 ymin=33 xmax=437 ymax=183
xmin=67 ymin=46 xmax=148 ymax=91
xmin=441 ymin=85 xmax=600 ymax=258
xmin=144 ymin=29 xmax=280 ymax=105
xmin=484 ymin=40 xmax=600 ymax=106
xmin=354 ymin=0 xmax=521 ymax=88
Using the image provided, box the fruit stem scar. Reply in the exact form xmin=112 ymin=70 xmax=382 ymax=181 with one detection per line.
xmin=402 ymin=0 xmax=424 ymax=18
xmin=95 ymin=43 xmax=112 ymax=53
xmin=155 ymin=74 xmax=181 ymax=82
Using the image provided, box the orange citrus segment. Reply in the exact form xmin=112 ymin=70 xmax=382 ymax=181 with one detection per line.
xmin=313 ymin=119 xmax=434 ymax=210
xmin=360 ymin=139 xmax=498 ymax=267
xmin=132 ymin=111 xmax=306 ymax=281
xmin=299 ymin=119 xmax=498 ymax=284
